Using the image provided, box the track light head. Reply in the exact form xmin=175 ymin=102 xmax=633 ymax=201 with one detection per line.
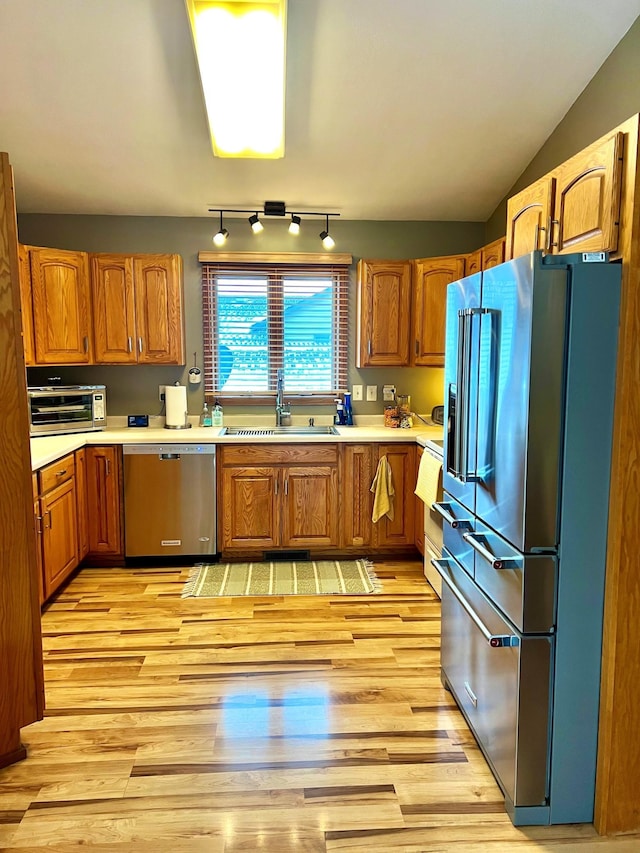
xmin=319 ymin=215 xmax=335 ymax=249
xmin=213 ymin=227 xmax=229 ymax=247
xmin=248 ymin=213 xmax=264 ymax=234
xmin=289 ymin=215 xmax=301 ymax=235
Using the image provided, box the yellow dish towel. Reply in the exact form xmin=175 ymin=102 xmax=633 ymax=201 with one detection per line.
xmin=415 ymin=449 xmax=443 ymax=506
xmin=370 ymin=455 xmax=395 ymax=523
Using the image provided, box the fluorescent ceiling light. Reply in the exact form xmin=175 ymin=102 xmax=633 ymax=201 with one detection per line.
xmin=185 ymin=0 xmax=287 ymax=158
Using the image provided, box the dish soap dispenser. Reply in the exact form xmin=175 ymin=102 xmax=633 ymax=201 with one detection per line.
xmin=212 ymin=399 xmax=224 ymax=427
xmin=343 ymin=391 xmax=354 ymax=425
xmin=199 ymin=402 xmax=212 ymax=427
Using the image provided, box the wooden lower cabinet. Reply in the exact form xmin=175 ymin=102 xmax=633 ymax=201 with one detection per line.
xmin=75 ymin=448 xmax=90 ymax=560
xmin=374 ymin=444 xmax=416 ymax=547
xmin=220 ymin=465 xmax=279 ymax=550
xmin=414 ymin=446 xmax=425 ymax=556
xmin=40 ymin=478 xmax=78 ymax=600
xmin=342 ymin=445 xmax=376 ymax=547
xmin=85 ymin=446 xmax=123 ymax=557
xmin=219 ymin=445 xmax=340 ymax=553
xmin=35 ymin=453 xmax=79 ymax=601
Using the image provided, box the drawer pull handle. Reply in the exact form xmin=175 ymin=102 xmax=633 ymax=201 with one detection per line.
xmin=431 ymin=501 xmax=471 ymax=529
xmin=464 ymin=681 xmax=478 ymax=708
xmin=56 ymin=469 xmax=67 ymax=477
xmin=431 ymin=558 xmax=519 ymax=648
xmin=462 ymin=532 xmax=516 ymax=570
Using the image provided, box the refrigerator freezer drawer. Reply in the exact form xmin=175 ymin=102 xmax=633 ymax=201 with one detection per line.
xmin=469 ymin=518 xmax=557 ymax=634
xmin=437 ymin=491 xmax=475 ymax=578
xmin=437 ymin=553 xmax=552 ymax=808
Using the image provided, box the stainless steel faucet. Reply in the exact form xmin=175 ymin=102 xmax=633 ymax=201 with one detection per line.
xmin=275 ymin=368 xmax=291 ymax=426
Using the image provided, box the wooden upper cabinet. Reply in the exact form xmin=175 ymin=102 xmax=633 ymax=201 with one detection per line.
xmin=506 ymin=178 xmax=555 ymax=260
xmin=29 ymin=248 xmax=92 ymax=364
xmin=356 ymin=260 xmax=412 ymax=367
xmin=133 ymin=255 xmax=185 ymax=364
xmin=91 ymin=255 xmax=137 ymax=363
xmin=481 ymin=237 xmax=505 ymax=269
xmin=412 ymin=255 xmax=466 ymax=367
xmin=552 ymin=131 xmax=623 ymax=255
xmin=18 ymin=244 xmax=35 ymax=365
xmin=466 ymin=249 xmax=482 ymax=276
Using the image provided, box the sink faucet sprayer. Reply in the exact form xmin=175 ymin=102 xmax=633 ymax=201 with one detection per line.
xmin=275 ymin=369 xmax=291 ymax=426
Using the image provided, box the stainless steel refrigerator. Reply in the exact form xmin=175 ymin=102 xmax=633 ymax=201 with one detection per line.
xmin=431 ymin=250 xmax=621 ymax=826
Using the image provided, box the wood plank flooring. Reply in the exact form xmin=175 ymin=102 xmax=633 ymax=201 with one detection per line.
xmin=1 ymin=558 xmax=638 ymax=851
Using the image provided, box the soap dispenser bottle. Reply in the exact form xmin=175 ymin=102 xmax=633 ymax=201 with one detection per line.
xmin=343 ymin=391 xmax=354 ymax=425
xmin=334 ymin=398 xmax=345 ymax=426
xmin=199 ymin=402 xmax=212 ymax=427
xmin=212 ymin=399 xmax=223 ymax=427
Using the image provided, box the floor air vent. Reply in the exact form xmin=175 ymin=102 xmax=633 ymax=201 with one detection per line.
xmin=263 ymin=550 xmax=310 ymax=562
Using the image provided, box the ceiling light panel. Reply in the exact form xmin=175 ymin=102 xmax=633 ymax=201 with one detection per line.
xmin=186 ymin=0 xmax=287 ymax=159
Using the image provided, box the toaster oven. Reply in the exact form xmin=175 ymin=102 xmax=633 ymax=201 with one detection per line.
xmin=27 ymin=385 xmax=107 ymax=436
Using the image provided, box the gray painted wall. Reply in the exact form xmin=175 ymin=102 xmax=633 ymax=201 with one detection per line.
xmin=485 ymin=16 xmax=640 ymax=241
xmin=19 ymin=214 xmax=485 ymax=418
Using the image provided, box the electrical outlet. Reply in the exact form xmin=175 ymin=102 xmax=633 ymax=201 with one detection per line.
xmin=383 ymin=384 xmax=396 ymax=402
xmin=158 ymin=385 xmax=166 ymax=402
xmin=366 ymin=385 xmax=377 ymax=402
xmin=352 ymin=384 xmax=363 ymax=401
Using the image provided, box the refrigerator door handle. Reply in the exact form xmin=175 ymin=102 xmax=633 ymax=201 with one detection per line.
xmin=460 ymin=308 xmax=484 ymax=483
xmin=462 ymin=531 xmax=517 ymax=571
xmin=431 ymin=501 xmax=472 ymax=529
xmin=431 ymin=558 xmax=519 ymax=647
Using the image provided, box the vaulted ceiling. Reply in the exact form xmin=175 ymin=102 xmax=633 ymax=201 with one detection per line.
xmin=1 ymin=0 xmax=639 ymax=221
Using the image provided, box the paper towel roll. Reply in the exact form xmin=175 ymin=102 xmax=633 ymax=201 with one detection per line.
xmin=165 ymin=384 xmax=187 ymax=428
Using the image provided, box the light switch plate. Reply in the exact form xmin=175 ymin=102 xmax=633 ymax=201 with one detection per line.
xmin=352 ymin=384 xmax=363 ymax=401
xmin=366 ymin=385 xmax=377 ymax=401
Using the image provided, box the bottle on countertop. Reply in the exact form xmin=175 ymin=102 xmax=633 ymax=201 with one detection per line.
xmin=343 ymin=391 xmax=354 ymax=425
xmin=211 ymin=399 xmax=224 ymax=427
xmin=199 ymin=402 xmax=212 ymax=427
xmin=334 ymin=398 xmax=346 ymax=425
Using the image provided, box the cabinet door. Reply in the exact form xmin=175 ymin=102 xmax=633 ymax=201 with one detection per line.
xmin=342 ymin=445 xmax=375 ymax=547
xmin=86 ymin=446 xmax=123 ymax=556
xmin=281 ymin=465 xmax=339 ymax=548
xmin=412 ymin=255 xmax=466 ymax=367
xmin=466 ymin=249 xmax=482 ymax=276
xmin=505 ymin=178 xmax=554 ymax=260
xmin=41 ymin=478 xmax=78 ymax=599
xmin=18 ymin=244 xmax=35 ymax=365
xmin=414 ymin=446 xmax=425 ymax=556
xmin=220 ymin=466 xmax=279 ymax=550
xmin=91 ymin=254 xmax=137 ymax=363
xmin=374 ymin=444 xmax=416 ymax=547
xmin=356 ymin=260 xmax=412 ymax=367
xmin=30 ymin=248 xmax=92 ymax=363
xmin=552 ymin=131 xmax=623 ymax=255
xmin=481 ymin=237 xmax=505 ymax=270
xmin=75 ymin=448 xmax=89 ymax=561
xmin=133 ymin=254 xmax=185 ymax=364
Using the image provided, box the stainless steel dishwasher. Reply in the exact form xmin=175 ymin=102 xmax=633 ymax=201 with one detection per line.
xmin=123 ymin=444 xmax=216 ymax=558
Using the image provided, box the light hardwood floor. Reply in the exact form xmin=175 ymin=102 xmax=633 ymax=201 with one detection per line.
xmin=1 ymin=559 xmax=638 ymax=852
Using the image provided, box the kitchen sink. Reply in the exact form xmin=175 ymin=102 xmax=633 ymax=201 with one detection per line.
xmin=222 ymin=425 xmax=339 ymax=436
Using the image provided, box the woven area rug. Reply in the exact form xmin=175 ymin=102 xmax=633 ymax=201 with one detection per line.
xmin=181 ymin=559 xmax=379 ymax=597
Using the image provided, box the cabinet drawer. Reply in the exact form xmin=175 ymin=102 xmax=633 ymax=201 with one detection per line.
xmin=39 ymin=453 xmax=75 ymax=493
xmin=221 ymin=444 xmax=338 ymax=466
xmin=439 ymin=554 xmax=552 ymax=807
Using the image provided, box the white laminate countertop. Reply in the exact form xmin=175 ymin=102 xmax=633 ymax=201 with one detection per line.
xmin=30 ymin=421 xmax=444 ymax=470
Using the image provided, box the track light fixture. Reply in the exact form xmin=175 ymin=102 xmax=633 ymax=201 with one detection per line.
xmin=208 ymin=201 xmax=339 ymax=248
xmin=288 ymin=214 xmax=301 ymax=235
xmin=319 ymin=214 xmax=335 ymax=250
xmin=248 ymin=213 xmax=264 ymax=233
xmin=212 ymin=210 xmax=229 ymax=246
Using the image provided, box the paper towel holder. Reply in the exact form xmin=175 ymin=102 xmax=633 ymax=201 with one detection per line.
xmin=165 ymin=382 xmax=192 ymax=430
